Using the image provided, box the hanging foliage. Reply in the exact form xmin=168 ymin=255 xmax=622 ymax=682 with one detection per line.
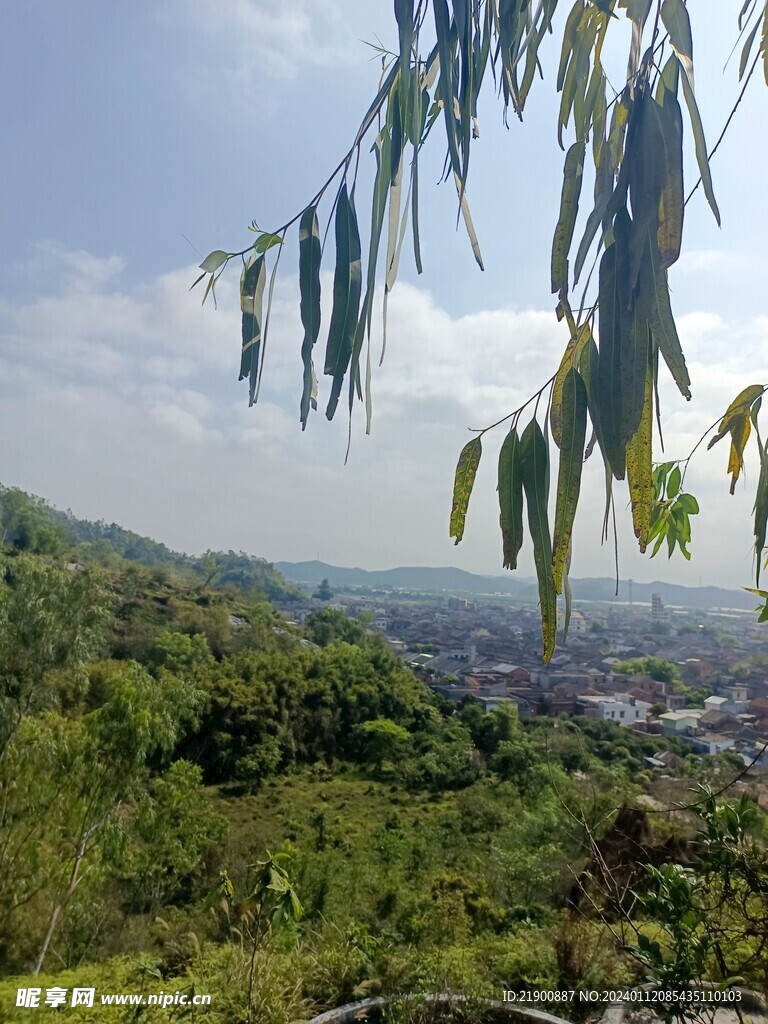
xmin=194 ymin=1 xmax=768 ymax=661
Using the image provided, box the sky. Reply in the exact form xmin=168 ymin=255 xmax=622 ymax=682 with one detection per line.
xmin=1 ymin=1 xmax=767 ymax=590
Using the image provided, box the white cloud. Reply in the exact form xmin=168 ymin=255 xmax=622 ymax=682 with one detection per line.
xmin=0 ymin=243 xmax=765 ymax=590
xmin=166 ymin=0 xmax=361 ymax=91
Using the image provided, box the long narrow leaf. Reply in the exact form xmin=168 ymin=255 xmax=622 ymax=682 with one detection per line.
xmin=324 ymin=185 xmax=362 ymax=420
xmin=551 ymin=141 xmax=586 ymax=296
xmin=552 ymin=368 xmax=587 ymax=593
xmin=679 ymin=63 xmax=721 ymax=225
xmin=299 ymin=206 xmax=322 ymax=430
xmin=520 ymin=418 xmax=557 ymax=662
xmin=450 ymin=437 xmax=482 ymax=545
xmin=238 ymin=253 xmax=266 ymax=407
xmin=498 ymin=427 xmax=524 ymax=569
xmin=626 ymin=356 xmax=654 ymax=551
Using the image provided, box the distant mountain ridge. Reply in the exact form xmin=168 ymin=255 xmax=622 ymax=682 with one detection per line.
xmin=276 ymin=560 xmax=757 ymax=611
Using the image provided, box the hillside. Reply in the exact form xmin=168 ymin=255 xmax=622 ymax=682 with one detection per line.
xmin=0 ymin=483 xmax=302 ymax=602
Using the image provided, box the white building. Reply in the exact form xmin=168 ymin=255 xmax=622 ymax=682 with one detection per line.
xmin=577 ymin=693 xmax=650 ymax=726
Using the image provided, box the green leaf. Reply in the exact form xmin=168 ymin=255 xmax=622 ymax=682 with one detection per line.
xmin=238 ymin=253 xmax=267 ymax=406
xmin=433 ymin=0 xmax=462 ymax=183
xmin=636 ymin=227 xmax=691 ymax=400
xmin=324 ymin=185 xmax=362 ymax=420
xmin=350 ymin=128 xmax=391 ymax=432
xmin=557 ymin=1 xmax=585 ymax=93
xmin=395 ymin=0 xmax=414 ymax=107
xmin=679 ymin=64 xmax=721 ymax=225
xmin=578 ymin=332 xmax=607 ymax=466
xmin=753 ymin=448 xmax=768 ymax=585
xmin=254 ymin=232 xmax=284 ymax=254
xmin=199 ymin=250 xmax=229 ymax=273
xmin=520 ymin=419 xmax=557 ymax=662
xmin=597 ymin=209 xmax=647 ymax=479
xmin=562 ymin=542 xmax=573 ymax=641
xmin=739 ymin=17 xmax=761 ymax=80
xmin=656 ymin=53 xmax=680 ymax=102
xmin=655 ymin=87 xmax=685 ymax=269
xmin=450 ymin=437 xmax=482 ymax=545
xmin=667 ymin=464 xmax=681 ymax=498
xmin=558 ymin=9 xmax=597 ymax=148
xmin=498 ymin=427 xmax=524 ymax=570
xmin=454 ymin=0 xmax=473 ymax=207
xmin=619 ymin=0 xmax=652 ymax=81
xmin=573 ymin=141 xmax=612 ymax=285
xmin=299 ymin=206 xmax=322 ymax=431
xmin=616 ymin=210 xmax=651 ymax=446
xmin=551 ymin=140 xmax=586 ymax=296
xmin=660 ymin=0 xmax=694 ymax=86
xmin=596 ymin=238 xmax=624 ymax=479
xmin=676 ymin=492 xmax=699 ymax=515
xmin=626 ymin=358 xmax=653 ymax=551
xmin=552 ymin=368 xmax=587 ymax=594
xmin=624 ymin=90 xmax=670 ymax=289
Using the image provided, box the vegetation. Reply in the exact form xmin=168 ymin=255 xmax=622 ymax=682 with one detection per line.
xmin=0 ymin=484 xmax=302 ymax=603
xmin=1 ymin=491 xmax=768 ymax=1021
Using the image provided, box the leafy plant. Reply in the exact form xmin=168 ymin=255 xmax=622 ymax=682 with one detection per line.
xmin=207 ymin=853 xmax=303 ymax=1024
xmin=647 ymin=462 xmax=699 ymax=560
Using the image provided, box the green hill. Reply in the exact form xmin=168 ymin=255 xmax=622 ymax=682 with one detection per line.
xmin=0 ymin=483 xmax=301 ymax=602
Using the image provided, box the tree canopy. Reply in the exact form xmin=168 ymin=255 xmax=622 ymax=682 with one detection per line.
xmin=195 ymin=1 xmax=768 ymax=660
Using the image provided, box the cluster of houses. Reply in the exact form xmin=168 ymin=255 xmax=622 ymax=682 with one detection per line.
xmin=281 ymin=588 xmax=768 ymax=774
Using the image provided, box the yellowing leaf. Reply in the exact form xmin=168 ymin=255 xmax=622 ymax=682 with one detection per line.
xmin=727 ymin=416 xmax=751 ymax=495
xmin=626 ymin=358 xmax=653 ymax=551
xmin=450 ymin=437 xmax=482 ymax=545
xmin=707 ymin=384 xmax=765 ymax=494
xmin=551 ymin=323 xmax=592 ymax=448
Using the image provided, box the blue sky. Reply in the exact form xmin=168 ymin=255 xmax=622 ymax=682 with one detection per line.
xmin=1 ymin=1 xmax=767 ymax=589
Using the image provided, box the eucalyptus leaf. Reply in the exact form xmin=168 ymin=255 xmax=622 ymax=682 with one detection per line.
xmin=199 ymin=250 xmax=229 ymax=273
xmin=660 ymin=0 xmax=694 ymax=87
xmin=520 ymin=418 xmax=557 ymax=662
xmin=551 ymin=140 xmax=586 ymax=296
xmin=239 ymin=253 xmax=267 ymax=407
xmin=679 ymin=65 xmax=721 ymax=225
xmin=450 ymin=436 xmax=482 ymax=545
xmin=324 ymin=184 xmax=362 ymax=420
xmin=552 ymin=368 xmax=587 ymax=594
xmin=498 ymin=427 xmax=524 ymax=569
xmin=626 ymin=357 xmax=653 ymax=551
xmin=299 ymin=206 xmax=322 ymax=430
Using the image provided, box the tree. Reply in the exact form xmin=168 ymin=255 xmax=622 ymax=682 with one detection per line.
xmin=0 ymin=555 xmax=109 ymax=759
xmin=305 ymin=606 xmax=367 ymax=647
xmin=613 ymin=654 xmax=682 ymax=685
xmin=355 ymin=717 xmax=412 ymax=774
xmin=312 ymin=577 xmax=334 ymax=601
xmin=0 ymin=660 xmax=205 ymax=973
xmin=195 ymin=2 xmax=768 ymax=661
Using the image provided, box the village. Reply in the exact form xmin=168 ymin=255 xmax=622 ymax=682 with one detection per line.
xmin=279 ymin=585 xmax=768 ymax=776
